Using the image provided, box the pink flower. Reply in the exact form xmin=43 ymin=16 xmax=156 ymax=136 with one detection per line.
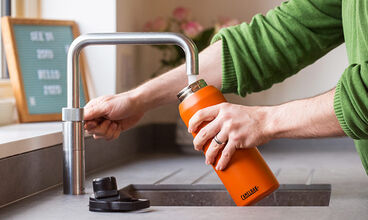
xmin=181 ymin=21 xmax=203 ymax=38
xmin=144 ymin=17 xmax=168 ymax=32
xmin=173 ymin=7 xmax=190 ymax=22
xmin=143 ymin=21 xmax=153 ymax=32
xmin=215 ymin=17 xmax=240 ymax=32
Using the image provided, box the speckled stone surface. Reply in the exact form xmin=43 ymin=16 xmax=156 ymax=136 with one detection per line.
xmin=0 ymin=139 xmax=368 ymax=220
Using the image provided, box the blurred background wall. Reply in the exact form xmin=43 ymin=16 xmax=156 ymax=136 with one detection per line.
xmin=40 ymin=0 xmax=117 ymax=97
xmin=39 ymin=0 xmax=348 ymax=125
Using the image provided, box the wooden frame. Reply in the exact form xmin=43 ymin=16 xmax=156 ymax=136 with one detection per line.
xmin=1 ymin=17 xmax=89 ymax=122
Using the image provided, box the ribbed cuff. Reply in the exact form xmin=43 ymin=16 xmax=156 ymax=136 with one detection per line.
xmin=211 ymin=31 xmax=239 ymax=95
xmin=334 ymin=80 xmax=359 ymax=139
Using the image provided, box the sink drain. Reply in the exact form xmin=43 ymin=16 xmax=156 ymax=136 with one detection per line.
xmin=121 ymin=184 xmax=331 ymax=206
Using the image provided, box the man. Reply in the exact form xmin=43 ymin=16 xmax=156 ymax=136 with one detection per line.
xmin=84 ymin=0 xmax=368 ymax=173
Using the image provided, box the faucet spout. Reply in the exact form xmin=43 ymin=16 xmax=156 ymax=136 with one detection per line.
xmin=67 ymin=32 xmax=198 ymax=108
xmin=62 ymin=32 xmax=199 ymax=195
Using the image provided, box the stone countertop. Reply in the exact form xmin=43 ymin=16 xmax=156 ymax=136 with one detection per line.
xmin=0 ymin=141 xmax=368 ymax=220
xmin=0 ymin=122 xmax=62 ymax=159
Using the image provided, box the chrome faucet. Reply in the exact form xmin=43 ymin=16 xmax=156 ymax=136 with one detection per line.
xmin=62 ymin=32 xmax=199 ymax=194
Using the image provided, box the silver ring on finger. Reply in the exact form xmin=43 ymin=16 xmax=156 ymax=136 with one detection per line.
xmin=214 ymin=135 xmax=226 ymax=145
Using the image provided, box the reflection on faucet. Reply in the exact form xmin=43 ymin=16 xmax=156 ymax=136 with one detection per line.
xmin=62 ymin=32 xmax=199 ymax=195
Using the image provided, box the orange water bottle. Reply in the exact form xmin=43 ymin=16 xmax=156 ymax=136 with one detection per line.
xmin=177 ymin=79 xmax=279 ymax=206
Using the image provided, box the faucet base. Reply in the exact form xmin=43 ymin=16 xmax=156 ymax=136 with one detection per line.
xmin=62 ymin=121 xmax=85 ymax=195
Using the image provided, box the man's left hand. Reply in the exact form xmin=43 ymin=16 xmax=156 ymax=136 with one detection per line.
xmin=188 ymin=103 xmax=273 ymax=171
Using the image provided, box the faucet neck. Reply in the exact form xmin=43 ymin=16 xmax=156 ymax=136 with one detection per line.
xmin=66 ymin=32 xmax=199 ymax=108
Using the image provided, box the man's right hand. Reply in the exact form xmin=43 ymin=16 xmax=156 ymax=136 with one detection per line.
xmin=84 ymin=91 xmax=144 ymax=140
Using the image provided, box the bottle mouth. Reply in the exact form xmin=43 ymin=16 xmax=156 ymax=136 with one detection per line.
xmin=177 ymin=79 xmax=207 ymax=103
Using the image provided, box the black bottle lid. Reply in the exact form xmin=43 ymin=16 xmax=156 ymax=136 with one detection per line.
xmin=92 ymin=176 xmax=119 ymax=199
xmin=89 ymin=176 xmax=150 ymax=212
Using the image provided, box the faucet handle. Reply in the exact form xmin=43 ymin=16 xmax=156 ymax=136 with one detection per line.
xmin=62 ymin=107 xmax=84 ymax=121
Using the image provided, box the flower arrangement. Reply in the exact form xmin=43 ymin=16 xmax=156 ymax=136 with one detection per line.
xmin=144 ymin=7 xmax=239 ymax=77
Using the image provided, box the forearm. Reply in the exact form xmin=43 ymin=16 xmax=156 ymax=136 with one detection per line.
xmin=212 ymin=0 xmax=343 ymax=97
xmin=267 ymin=88 xmax=346 ymax=139
xmin=131 ymin=40 xmax=222 ymax=111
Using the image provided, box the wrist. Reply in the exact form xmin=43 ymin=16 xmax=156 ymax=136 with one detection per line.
xmin=127 ymin=86 xmax=152 ymax=113
xmin=262 ymin=105 xmax=283 ymax=140
xmin=127 ymin=70 xmax=186 ymax=112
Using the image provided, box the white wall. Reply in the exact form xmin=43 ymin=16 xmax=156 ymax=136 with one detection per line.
xmin=40 ymin=0 xmax=348 ymax=123
xmin=40 ymin=0 xmax=117 ymax=97
xmin=115 ymin=0 xmax=348 ymax=124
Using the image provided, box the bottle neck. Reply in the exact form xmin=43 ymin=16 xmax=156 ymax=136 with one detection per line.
xmin=177 ymin=79 xmax=207 ymax=103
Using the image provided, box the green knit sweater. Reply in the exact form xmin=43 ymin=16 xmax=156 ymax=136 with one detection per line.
xmin=212 ymin=0 xmax=368 ymax=173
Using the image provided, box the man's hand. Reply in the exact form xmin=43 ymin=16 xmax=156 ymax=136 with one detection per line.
xmin=188 ymin=103 xmax=273 ymax=171
xmin=187 ymin=89 xmax=345 ymax=171
xmin=84 ymin=91 xmax=144 ymax=140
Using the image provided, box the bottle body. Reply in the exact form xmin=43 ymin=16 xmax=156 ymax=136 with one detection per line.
xmin=178 ymin=84 xmax=279 ymax=206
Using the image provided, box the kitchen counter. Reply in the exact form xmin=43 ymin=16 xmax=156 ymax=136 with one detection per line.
xmin=0 ymin=140 xmax=368 ymax=220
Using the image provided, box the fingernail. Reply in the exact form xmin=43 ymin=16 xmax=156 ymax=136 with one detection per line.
xmin=188 ymin=128 xmax=192 ymax=133
xmin=205 ymin=160 xmax=210 ymax=165
xmin=216 ymin=165 xmax=222 ymax=171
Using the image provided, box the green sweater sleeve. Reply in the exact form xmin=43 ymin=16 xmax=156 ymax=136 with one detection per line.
xmin=334 ymin=63 xmax=368 ymax=139
xmin=211 ymin=0 xmax=344 ymax=96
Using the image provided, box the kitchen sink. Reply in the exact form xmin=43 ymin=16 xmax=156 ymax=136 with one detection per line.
xmin=120 ymin=184 xmax=331 ymax=206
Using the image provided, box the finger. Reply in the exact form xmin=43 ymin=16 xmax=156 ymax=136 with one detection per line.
xmin=188 ymin=105 xmax=221 ymax=133
xmin=105 ymin=122 xmax=118 ymax=140
xmin=85 ymin=120 xmax=98 ymax=130
xmin=84 ymin=99 xmax=109 ymax=121
xmin=90 ymin=120 xmax=111 ymax=137
xmin=93 ymin=123 xmax=119 ymax=140
xmin=193 ymin=117 xmax=221 ymax=151
xmin=216 ymin=141 xmax=236 ymax=171
xmin=112 ymin=128 xmax=121 ymax=140
xmin=205 ymin=139 xmax=225 ymax=165
xmin=205 ymin=128 xmax=228 ymax=164
xmin=93 ymin=134 xmax=105 ymax=140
